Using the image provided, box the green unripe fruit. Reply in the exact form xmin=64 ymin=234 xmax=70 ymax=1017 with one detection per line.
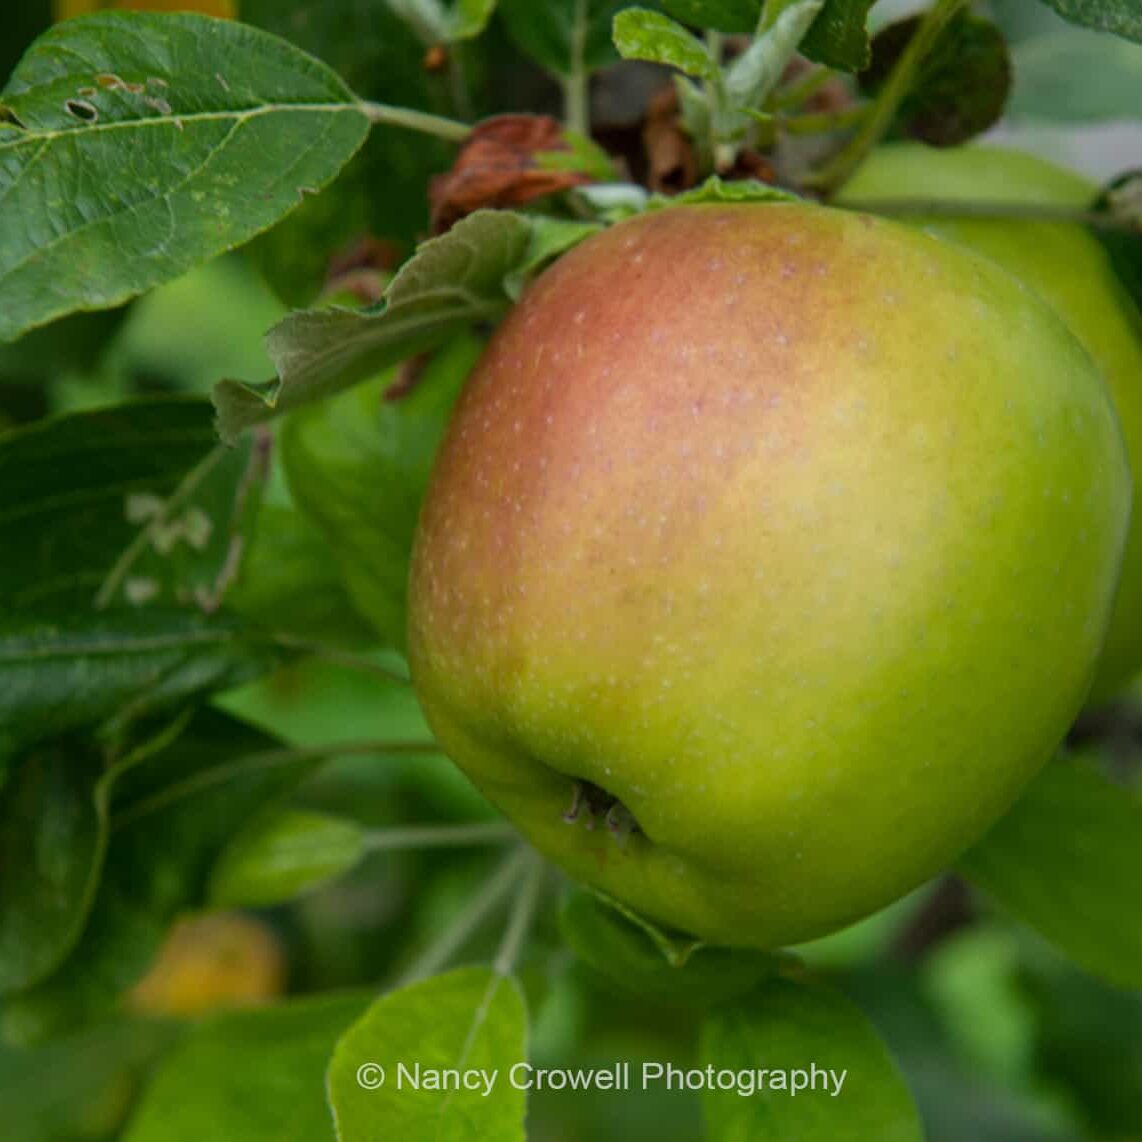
xmin=408 ymin=201 xmax=1130 ymax=948
xmin=843 ymin=144 xmax=1142 ymax=703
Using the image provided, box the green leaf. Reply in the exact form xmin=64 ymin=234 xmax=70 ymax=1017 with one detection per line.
xmin=0 ymin=740 xmax=104 ymax=994
xmin=723 ymin=0 xmax=826 ymax=120
xmin=241 ymin=0 xmax=449 ymax=304
xmin=499 ymin=0 xmax=628 ymax=75
xmin=124 ymin=993 xmax=368 ymax=1142
xmin=229 ymin=503 xmax=376 ymax=649
xmin=1038 ymin=0 xmax=1142 ymax=43
xmin=700 ymin=975 xmax=923 ymax=1141
xmin=1 ymin=709 xmax=320 ymax=1042
xmin=648 ymin=173 xmax=798 ymax=208
xmin=0 ymin=1017 xmax=178 ymax=1142
xmin=958 ymin=754 xmax=1142 ymax=990
xmin=559 ymin=889 xmax=776 ymax=1005
xmin=280 ymin=336 xmax=481 ymax=651
xmin=658 ymin=0 xmax=877 ymax=71
xmin=1092 ymin=171 xmax=1142 ymax=327
xmin=861 ymin=11 xmax=1012 ymax=146
xmin=0 ymin=12 xmax=369 ymax=341
xmin=0 ymin=609 xmax=277 ymax=779
xmin=212 ymin=210 xmax=534 ymax=443
xmin=0 ymin=399 xmax=220 ymax=611
xmin=327 ymin=966 xmax=528 ymax=1141
xmin=387 ymin=0 xmax=500 ymax=43
xmin=209 ymin=808 xmax=366 ymax=907
xmin=613 ymin=8 xmax=719 ymax=79
xmin=1008 ymin=26 xmax=1142 ymax=122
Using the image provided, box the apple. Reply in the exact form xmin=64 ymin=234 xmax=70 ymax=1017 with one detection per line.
xmin=842 ymin=144 xmax=1142 ymax=704
xmin=407 ymin=201 xmax=1129 ymax=948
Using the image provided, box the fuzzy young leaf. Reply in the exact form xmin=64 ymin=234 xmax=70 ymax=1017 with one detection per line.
xmin=723 ymin=0 xmax=825 ymax=120
xmin=213 ymin=211 xmax=597 ymax=442
xmin=648 ymin=174 xmax=798 ymax=208
xmin=613 ymin=8 xmax=719 ymax=79
xmin=328 ymin=966 xmax=527 ymax=1140
xmin=0 ymin=12 xmax=369 ymax=342
xmin=124 ymin=993 xmax=369 ymax=1142
xmin=499 ymin=0 xmax=628 ymax=75
xmin=958 ymin=754 xmax=1142 ymax=989
xmin=659 ymin=0 xmax=877 ymax=71
xmin=1038 ymin=0 xmax=1142 ymax=43
xmin=861 ymin=11 xmax=1012 ymax=146
xmin=209 ymin=808 xmax=366 ymax=908
xmin=701 ymin=975 xmax=923 ymax=1140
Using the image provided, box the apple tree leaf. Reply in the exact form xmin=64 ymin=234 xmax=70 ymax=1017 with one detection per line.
xmin=0 ymin=739 xmax=105 ymax=995
xmin=700 ymin=974 xmax=923 ymax=1141
xmin=0 ymin=609 xmax=278 ymax=782
xmin=327 ymin=966 xmax=528 ymax=1140
xmin=1 ymin=709 xmax=325 ymax=1042
xmin=279 ymin=335 xmax=480 ymax=651
xmin=1092 ymin=170 xmax=1142 ymax=325
xmin=1008 ymin=27 xmax=1142 ymax=123
xmin=213 ymin=210 xmax=595 ymax=443
xmin=208 ymin=808 xmax=366 ymax=908
xmin=387 ymin=0 xmax=499 ymax=44
xmin=123 ymin=993 xmax=369 ymax=1142
xmin=860 ymin=11 xmax=1012 ymax=146
xmin=1037 ymin=0 xmax=1142 ymax=43
xmin=0 ymin=12 xmax=370 ymax=342
xmin=958 ymin=754 xmax=1142 ymax=990
xmin=559 ymin=889 xmax=777 ymax=1006
xmin=0 ymin=399 xmax=225 ymax=613
xmin=658 ymin=0 xmax=877 ymax=71
xmin=613 ymin=8 xmax=720 ymax=80
xmin=649 ymin=173 xmax=798 ymax=208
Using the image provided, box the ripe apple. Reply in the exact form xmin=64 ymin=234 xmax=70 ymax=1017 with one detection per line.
xmin=842 ymin=144 xmax=1142 ymax=703
xmin=407 ymin=201 xmax=1129 ymax=948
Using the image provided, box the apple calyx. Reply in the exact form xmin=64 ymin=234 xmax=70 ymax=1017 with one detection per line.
xmin=563 ymin=780 xmax=642 ymax=842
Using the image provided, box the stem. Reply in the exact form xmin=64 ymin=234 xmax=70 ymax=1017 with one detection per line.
xmin=770 ymin=64 xmax=833 ymax=111
xmin=780 ymin=104 xmax=868 ymax=136
xmin=363 ymin=821 xmax=518 ymax=853
xmin=493 ymin=852 xmax=546 ymax=976
xmin=396 ymin=847 xmax=530 ymax=986
xmin=807 ymin=0 xmax=967 ymax=194
xmin=359 ymin=100 xmax=470 ymax=142
xmin=448 ymin=42 xmax=474 ymax=122
xmin=109 ymin=740 xmax=439 ymax=831
xmin=269 ymin=634 xmax=410 ymax=686
xmin=562 ymin=0 xmax=590 ymax=135
xmin=839 ymin=197 xmax=1142 ymax=232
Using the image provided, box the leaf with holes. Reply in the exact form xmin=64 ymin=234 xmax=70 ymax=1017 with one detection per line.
xmin=0 ymin=11 xmax=369 ymax=341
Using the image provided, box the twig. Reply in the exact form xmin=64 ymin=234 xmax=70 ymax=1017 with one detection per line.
xmin=358 ymin=100 xmax=470 ymax=142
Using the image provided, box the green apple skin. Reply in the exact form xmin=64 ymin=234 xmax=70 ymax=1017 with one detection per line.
xmin=843 ymin=144 xmax=1142 ymax=704
xmin=408 ymin=202 xmax=1129 ymax=949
